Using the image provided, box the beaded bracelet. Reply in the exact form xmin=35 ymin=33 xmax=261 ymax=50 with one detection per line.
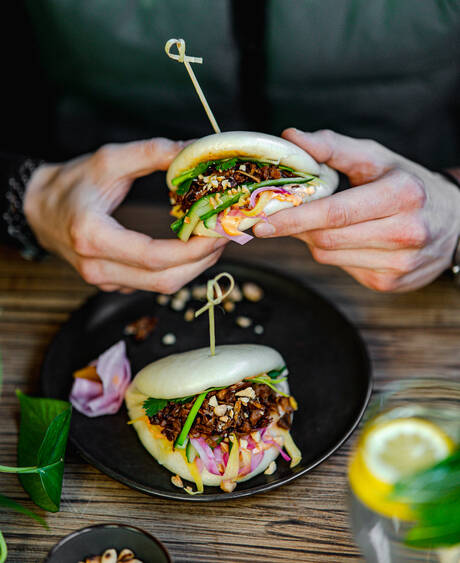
xmin=2 ymin=157 xmax=47 ymax=260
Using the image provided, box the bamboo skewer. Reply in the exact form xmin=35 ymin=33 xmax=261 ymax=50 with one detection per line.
xmin=165 ymin=38 xmax=221 ymax=134
xmin=195 ymin=273 xmax=235 ymax=356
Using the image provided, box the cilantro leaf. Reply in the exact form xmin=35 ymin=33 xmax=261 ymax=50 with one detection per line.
xmin=143 ymin=397 xmax=169 ymax=417
xmin=143 ymin=395 xmax=194 ymax=417
xmin=216 ymin=157 xmax=238 ymax=171
xmin=267 ymin=366 xmax=287 ymax=379
xmin=176 ymin=177 xmax=193 ymax=196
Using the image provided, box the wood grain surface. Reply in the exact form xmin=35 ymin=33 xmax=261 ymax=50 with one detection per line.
xmin=0 ymin=204 xmax=459 ymax=563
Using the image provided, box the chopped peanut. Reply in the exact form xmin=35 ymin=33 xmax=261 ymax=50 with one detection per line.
xmin=235 ymin=387 xmax=256 ymax=399
xmin=264 ymin=461 xmax=277 ymax=475
xmin=171 ymin=474 xmax=184 ymax=488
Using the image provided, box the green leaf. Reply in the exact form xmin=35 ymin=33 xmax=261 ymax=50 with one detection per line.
xmin=16 ymin=391 xmax=72 ymax=512
xmin=143 ymin=395 xmax=194 ymax=417
xmin=392 ymin=448 xmax=460 ymax=548
xmin=0 ymin=494 xmax=47 ymax=528
xmin=392 ymin=449 xmax=460 ymax=504
xmin=0 ymin=530 xmax=6 ymax=563
xmin=267 ymin=366 xmax=287 ymax=380
xmin=176 ymin=177 xmax=193 ymax=196
xmin=143 ymin=397 xmax=169 ymax=417
xmin=404 ymin=500 xmax=460 ymax=548
xmin=0 ymin=462 xmax=60 ymax=474
xmin=216 ymin=157 xmax=238 ymax=171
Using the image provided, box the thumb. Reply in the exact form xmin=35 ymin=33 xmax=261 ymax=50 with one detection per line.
xmin=282 ymin=128 xmax=394 ymax=185
xmin=95 ymin=137 xmax=187 ymax=180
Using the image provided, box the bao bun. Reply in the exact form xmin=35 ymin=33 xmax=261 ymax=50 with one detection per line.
xmin=133 ymin=344 xmax=285 ymax=398
xmin=125 ymin=344 xmax=290 ymax=488
xmin=167 ymin=131 xmax=321 ymax=190
xmin=166 ymin=131 xmax=339 ymax=239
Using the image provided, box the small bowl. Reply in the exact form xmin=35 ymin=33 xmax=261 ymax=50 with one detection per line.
xmin=44 ymin=523 xmax=172 ymax=563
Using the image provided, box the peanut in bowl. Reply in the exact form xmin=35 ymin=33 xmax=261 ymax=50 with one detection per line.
xmin=43 ymin=524 xmax=171 ymax=563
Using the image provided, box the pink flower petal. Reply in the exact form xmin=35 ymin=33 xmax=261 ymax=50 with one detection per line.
xmin=69 ymin=340 xmax=131 ymax=417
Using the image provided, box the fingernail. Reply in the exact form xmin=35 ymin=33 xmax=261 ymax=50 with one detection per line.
xmin=254 ymin=223 xmax=275 ymax=237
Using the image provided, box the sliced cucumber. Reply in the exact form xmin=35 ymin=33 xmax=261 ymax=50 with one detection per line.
xmin=204 ymin=215 xmax=217 ymax=230
xmin=186 ymin=440 xmax=197 ymax=463
xmin=175 ymin=176 xmax=316 ymax=241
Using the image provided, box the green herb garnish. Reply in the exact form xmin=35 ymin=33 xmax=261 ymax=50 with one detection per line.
xmin=391 ymin=448 xmax=460 ymax=548
xmin=143 ymin=395 xmax=194 ymax=418
xmin=176 ymin=177 xmax=194 ymax=196
xmin=16 ymin=391 xmax=72 ymax=512
xmin=0 ymin=349 xmax=72 ymax=562
xmin=145 ymin=372 xmax=290 ymax=452
xmin=216 ymin=157 xmax=238 ymax=171
xmin=267 ymin=366 xmax=287 ymax=380
xmin=172 ymin=157 xmax=306 ymax=196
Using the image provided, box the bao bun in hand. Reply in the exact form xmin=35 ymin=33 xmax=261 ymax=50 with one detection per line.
xmin=168 ymin=131 xmax=339 ymax=243
xmin=125 ymin=344 xmax=301 ymax=494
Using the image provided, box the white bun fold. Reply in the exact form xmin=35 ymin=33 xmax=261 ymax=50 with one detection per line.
xmin=167 ymin=131 xmax=321 ymax=190
xmin=125 ymin=374 xmax=289 ymax=487
xmin=133 ymin=344 xmax=285 ymax=399
xmin=193 ymin=163 xmax=339 ymax=238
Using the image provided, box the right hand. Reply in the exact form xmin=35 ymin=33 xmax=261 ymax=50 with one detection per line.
xmin=24 ymin=138 xmax=227 ymax=293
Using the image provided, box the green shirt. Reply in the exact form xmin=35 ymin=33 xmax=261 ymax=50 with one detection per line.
xmin=27 ymin=0 xmax=460 ymax=168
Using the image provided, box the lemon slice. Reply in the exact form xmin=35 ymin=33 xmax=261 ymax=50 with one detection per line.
xmin=349 ymin=417 xmax=454 ymax=520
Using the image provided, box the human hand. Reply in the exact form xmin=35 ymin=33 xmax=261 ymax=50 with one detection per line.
xmin=253 ymin=129 xmax=460 ymax=292
xmin=24 ymin=138 xmax=227 ymax=293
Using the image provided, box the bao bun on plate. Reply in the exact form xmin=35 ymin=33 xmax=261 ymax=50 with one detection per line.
xmin=125 ymin=344 xmax=292 ymax=488
xmin=167 ymin=131 xmax=339 ymax=241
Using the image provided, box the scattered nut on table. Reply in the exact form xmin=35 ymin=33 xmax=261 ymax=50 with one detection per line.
xmin=162 ymin=332 xmax=176 ymax=345
xmin=264 ymin=460 xmax=277 ymax=475
xmin=156 ymin=294 xmax=170 ymax=305
xmin=79 ymin=547 xmax=144 ymax=563
xmin=228 ymin=285 xmax=243 ymax=302
xmin=236 ymin=315 xmax=252 ymax=328
xmin=192 ymin=284 xmax=207 ymax=300
xmin=223 ymin=300 xmax=235 ymax=312
xmin=242 ymin=282 xmax=264 ymax=302
xmin=124 ymin=316 xmax=158 ymax=341
xmin=175 ymin=288 xmax=191 ymax=302
xmin=171 ymin=297 xmax=186 ymax=311
xmin=171 ymin=474 xmax=184 ymax=488
xmin=184 ymin=308 xmax=195 ymax=322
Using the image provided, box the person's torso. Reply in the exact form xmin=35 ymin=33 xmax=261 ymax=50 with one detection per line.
xmin=27 ymin=0 xmax=460 ymax=168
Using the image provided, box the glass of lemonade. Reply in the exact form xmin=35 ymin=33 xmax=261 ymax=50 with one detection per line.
xmin=348 ymin=379 xmax=460 ymax=563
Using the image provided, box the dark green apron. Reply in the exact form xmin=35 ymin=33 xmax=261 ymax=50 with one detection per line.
xmin=26 ymin=0 xmax=460 ymax=168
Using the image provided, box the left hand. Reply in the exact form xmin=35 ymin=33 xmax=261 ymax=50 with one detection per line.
xmin=253 ymin=128 xmax=460 ymax=292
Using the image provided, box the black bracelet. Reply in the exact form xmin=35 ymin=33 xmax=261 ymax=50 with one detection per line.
xmin=2 ymin=157 xmax=47 ymax=260
xmin=438 ymin=169 xmax=460 ymax=283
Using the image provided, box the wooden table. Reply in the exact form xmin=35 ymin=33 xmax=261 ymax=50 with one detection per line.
xmin=1 ymin=204 xmax=459 ymax=562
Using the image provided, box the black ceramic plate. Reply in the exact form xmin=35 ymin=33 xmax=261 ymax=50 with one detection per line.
xmin=44 ymin=523 xmax=171 ymax=562
xmin=41 ymin=262 xmax=371 ymax=501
